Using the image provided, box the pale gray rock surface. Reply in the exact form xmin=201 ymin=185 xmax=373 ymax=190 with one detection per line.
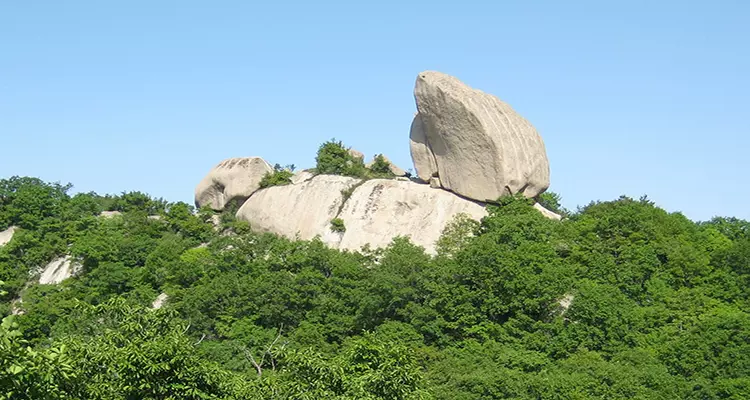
xmin=533 ymin=202 xmax=562 ymax=220
xmin=236 ymin=175 xmax=362 ymax=247
xmin=38 ymin=256 xmax=81 ymax=285
xmin=210 ymin=215 xmax=221 ymax=230
xmin=0 ymin=226 xmax=17 ymax=247
xmin=152 ymin=293 xmax=168 ymax=309
xmin=348 ymin=148 xmax=365 ymax=161
xmin=195 ymin=157 xmax=272 ymax=211
xmin=234 ymin=175 xmax=559 ymax=254
xmin=336 ymin=179 xmax=487 ymax=254
xmin=10 ymin=299 xmax=24 ymax=315
xmin=429 ymin=177 xmax=441 ymax=189
xmin=552 ymin=293 xmax=575 ymax=318
xmin=98 ymin=211 xmax=122 ymax=218
xmin=409 ymin=113 xmax=438 ymax=182
xmin=413 ymin=71 xmax=550 ymax=201
xmin=290 ymin=170 xmax=315 ymax=185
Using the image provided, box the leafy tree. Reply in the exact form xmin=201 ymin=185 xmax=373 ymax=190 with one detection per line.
xmin=0 ymin=281 xmax=76 ymax=399
xmin=367 ymin=154 xmax=397 ymax=178
xmin=62 ymin=298 xmax=255 ymax=399
xmin=330 ymin=218 xmax=346 ymax=233
xmin=435 ymin=213 xmax=479 ymax=258
xmin=315 ymin=139 xmax=368 ymax=178
xmin=259 ymin=163 xmax=295 ymax=188
xmin=536 ymin=191 xmax=567 ymax=216
xmin=0 ymin=176 xmax=71 ymax=230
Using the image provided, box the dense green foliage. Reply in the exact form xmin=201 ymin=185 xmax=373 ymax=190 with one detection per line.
xmin=259 ymin=164 xmax=294 ymax=188
xmin=369 ymin=154 xmax=396 ymax=178
xmin=1 ymin=176 xmax=749 ymax=399
xmin=330 ymin=217 xmax=346 ymax=233
xmin=314 ymin=139 xmax=398 ymax=179
xmin=314 ymin=139 xmax=369 ymax=178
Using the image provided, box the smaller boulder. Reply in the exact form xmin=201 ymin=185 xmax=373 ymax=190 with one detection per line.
xmin=348 ymin=148 xmax=365 ymax=161
xmin=429 ymin=177 xmax=441 ymax=189
xmin=98 ymin=211 xmax=122 ymax=218
xmin=195 ymin=157 xmax=273 ymax=211
xmin=533 ymin=203 xmax=562 ymax=221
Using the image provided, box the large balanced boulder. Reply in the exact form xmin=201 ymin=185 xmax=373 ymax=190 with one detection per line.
xmin=336 ymin=179 xmax=487 ymax=253
xmin=411 ymin=71 xmax=550 ymax=202
xmin=195 ymin=157 xmax=272 ymax=211
xmin=236 ymin=175 xmax=362 ymax=246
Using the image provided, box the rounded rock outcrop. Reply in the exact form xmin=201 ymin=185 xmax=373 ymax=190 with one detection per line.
xmin=195 ymin=157 xmax=272 ymax=211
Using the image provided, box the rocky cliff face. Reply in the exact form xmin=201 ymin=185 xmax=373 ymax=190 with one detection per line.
xmin=196 ymin=71 xmax=559 ymax=254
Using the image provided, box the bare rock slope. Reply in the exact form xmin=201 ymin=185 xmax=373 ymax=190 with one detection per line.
xmin=336 ymin=179 xmax=487 ymax=252
xmin=237 ymin=175 xmax=362 ymax=248
xmin=236 ymin=175 xmax=488 ymax=254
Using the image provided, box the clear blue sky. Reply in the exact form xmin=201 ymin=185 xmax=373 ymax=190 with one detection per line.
xmin=1 ymin=1 xmax=748 ymax=221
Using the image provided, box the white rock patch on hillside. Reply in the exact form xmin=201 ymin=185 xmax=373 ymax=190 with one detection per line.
xmin=0 ymin=226 xmax=17 ymax=247
xmin=39 ymin=256 xmax=81 ymax=285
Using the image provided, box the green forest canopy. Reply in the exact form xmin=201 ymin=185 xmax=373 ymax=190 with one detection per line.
xmin=1 ymin=175 xmax=749 ymax=399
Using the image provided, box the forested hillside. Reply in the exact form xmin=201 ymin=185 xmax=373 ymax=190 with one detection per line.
xmin=1 ymin=176 xmax=748 ymax=399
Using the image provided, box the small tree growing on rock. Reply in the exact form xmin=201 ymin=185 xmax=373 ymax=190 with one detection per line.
xmin=259 ymin=164 xmax=294 ymax=188
xmin=367 ymin=154 xmax=395 ymax=178
xmin=315 ymin=139 xmax=367 ymax=178
xmin=330 ymin=218 xmax=346 ymax=233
